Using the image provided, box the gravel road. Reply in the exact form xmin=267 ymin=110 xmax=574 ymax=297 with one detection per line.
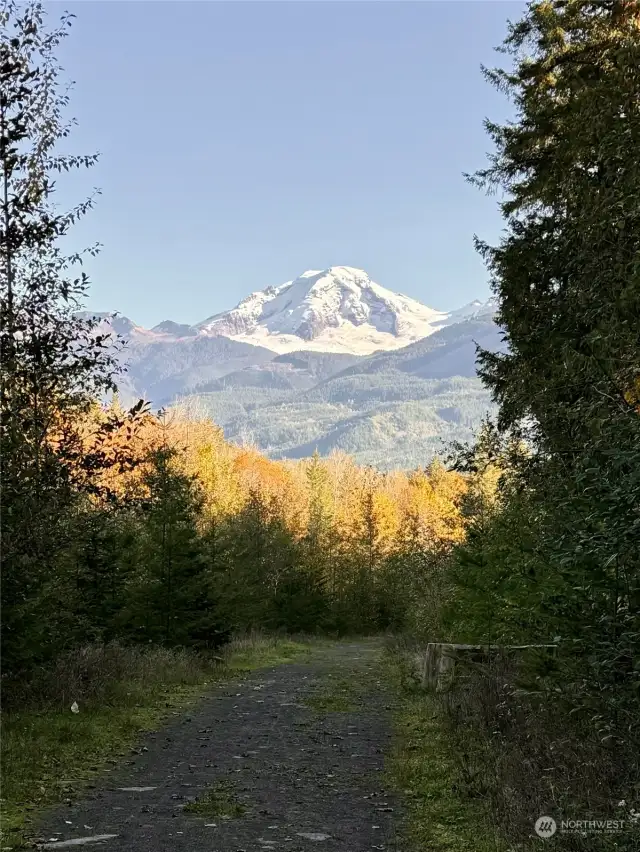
xmin=35 ymin=640 xmax=402 ymax=852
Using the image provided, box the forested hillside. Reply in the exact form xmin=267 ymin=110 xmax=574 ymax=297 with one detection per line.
xmin=167 ymin=315 xmax=501 ymax=468
xmin=86 ymin=282 xmax=501 ymax=470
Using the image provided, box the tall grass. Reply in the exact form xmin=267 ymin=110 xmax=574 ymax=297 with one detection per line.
xmin=386 ymin=638 xmax=640 ymax=852
xmin=438 ymin=655 xmax=639 ymax=852
xmin=382 ymin=641 xmax=503 ymax=852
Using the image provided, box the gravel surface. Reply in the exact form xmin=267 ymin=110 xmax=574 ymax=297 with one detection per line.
xmin=35 ymin=641 xmax=402 ymax=852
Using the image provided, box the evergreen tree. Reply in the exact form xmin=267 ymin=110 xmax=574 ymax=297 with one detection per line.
xmin=0 ymin=2 xmax=139 ymax=674
xmin=472 ymin=0 xmax=640 ymax=452
xmin=453 ymin=0 xmax=640 ymax=798
xmin=118 ymin=446 xmax=228 ymax=647
xmin=302 ymin=451 xmax=336 ymax=596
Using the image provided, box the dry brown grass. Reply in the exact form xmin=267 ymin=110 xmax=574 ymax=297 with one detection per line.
xmin=4 ymin=631 xmax=312 ymax=714
xmin=4 ymin=643 xmax=219 ymax=713
xmin=438 ymin=654 xmax=639 ymax=851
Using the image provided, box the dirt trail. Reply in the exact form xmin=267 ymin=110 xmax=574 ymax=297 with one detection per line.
xmin=35 ymin=640 xmax=401 ymax=852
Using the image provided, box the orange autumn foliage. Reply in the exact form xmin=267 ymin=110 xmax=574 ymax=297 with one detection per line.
xmin=83 ymin=403 xmax=468 ymax=560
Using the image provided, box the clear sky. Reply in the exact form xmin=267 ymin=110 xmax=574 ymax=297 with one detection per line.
xmin=53 ymin=1 xmax=524 ymax=328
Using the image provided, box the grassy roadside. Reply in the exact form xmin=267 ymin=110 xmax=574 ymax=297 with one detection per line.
xmin=382 ymin=647 xmax=505 ymax=852
xmin=1 ymin=635 xmax=310 ymax=849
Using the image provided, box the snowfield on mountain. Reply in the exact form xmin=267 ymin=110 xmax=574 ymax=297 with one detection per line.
xmin=196 ymin=266 xmax=451 ymax=355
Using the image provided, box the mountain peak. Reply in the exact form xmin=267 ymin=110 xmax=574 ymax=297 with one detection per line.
xmin=151 ymin=320 xmax=198 ymax=337
xmin=196 ymin=266 xmax=447 ymax=355
xmin=87 ymin=268 xmax=496 ymax=359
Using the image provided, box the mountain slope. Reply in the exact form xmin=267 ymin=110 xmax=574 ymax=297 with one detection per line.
xmin=178 ymin=314 xmax=501 ymax=468
xmin=333 ymin=312 xmax=506 ymax=380
xmin=120 ymin=337 xmax=276 ymax=406
xmin=91 ymin=268 xmax=499 ymax=467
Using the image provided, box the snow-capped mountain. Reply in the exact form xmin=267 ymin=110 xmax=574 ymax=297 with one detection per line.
xmin=195 ymin=266 xmax=450 ymax=356
xmin=444 ymin=296 xmax=499 ymax=324
xmin=88 ymin=266 xmax=495 ymax=358
xmin=86 ymin=267 xmax=500 ymax=468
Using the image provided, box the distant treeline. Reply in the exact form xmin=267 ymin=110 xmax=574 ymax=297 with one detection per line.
xmin=3 ymin=396 xmax=470 ymax=685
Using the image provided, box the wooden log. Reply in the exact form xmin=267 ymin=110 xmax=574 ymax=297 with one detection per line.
xmin=419 ymin=642 xmax=557 ymax=691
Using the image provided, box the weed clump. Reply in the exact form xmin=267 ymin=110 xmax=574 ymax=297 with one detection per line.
xmin=183 ymin=782 xmax=246 ymax=819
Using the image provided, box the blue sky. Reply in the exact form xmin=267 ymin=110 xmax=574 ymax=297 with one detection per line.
xmin=55 ymin=1 xmax=523 ymax=327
